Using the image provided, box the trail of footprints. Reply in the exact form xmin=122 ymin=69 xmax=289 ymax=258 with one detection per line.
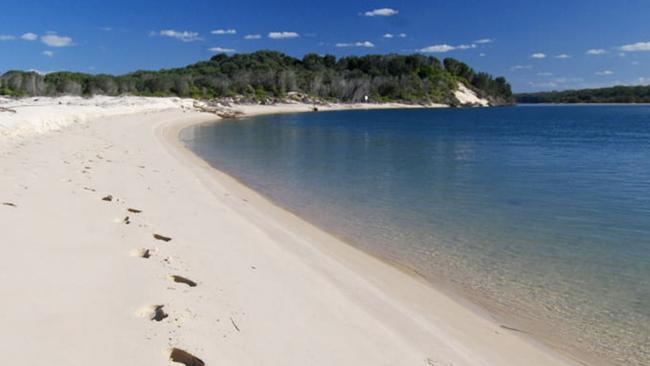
xmin=52 ymin=150 xmax=210 ymax=365
xmin=96 ymin=172 xmax=204 ymax=364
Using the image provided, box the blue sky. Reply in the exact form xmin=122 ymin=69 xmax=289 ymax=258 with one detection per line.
xmin=1 ymin=0 xmax=649 ymax=92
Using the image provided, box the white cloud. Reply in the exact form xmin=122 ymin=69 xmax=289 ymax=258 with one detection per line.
xmin=0 ymin=35 xmax=16 ymax=41
xmin=268 ymin=31 xmax=299 ymax=39
xmin=41 ymin=34 xmax=73 ymax=47
xmin=528 ymin=77 xmax=583 ymax=89
xmin=419 ymin=44 xmax=454 ymax=53
xmin=156 ymin=30 xmax=201 ymax=42
xmin=211 ymin=29 xmax=237 ymax=35
xmin=511 ymin=65 xmax=532 ymax=71
xmin=383 ymin=33 xmax=394 ymax=39
xmin=244 ymin=34 xmax=261 ymax=40
xmin=555 ymin=54 xmax=571 ymax=59
xmin=208 ymin=47 xmax=235 ymax=53
xmin=98 ymin=27 xmax=112 ymax=32
xmin=537 ymin=72 xmax=553 ymax=76
xmin=479 ymin=53 xmax=486 ymax=57
xmin=595 ymin=70 xmax=614 ymax=76
xmin=474 ymin=38 xmax=493 ymax=44
xmin=620 ymin=41 xmax=650 ymax=52
xmin=418 ymin=43 xmax=476 ymax=53
xmin=529 ymin=82 xmax=559 ymax=89
xmin=383 ymin=33 xmax=406 ymax=39
xmin=26 ymin=69 xmax=50 ymax=75
xmin=363 ymin=8 xmax=398 ymax=17
xmin=586 ymin=48 xmax=606 ymax=55
xmin=531 ymin=52 xmax=546 ymax=59
xmin=43 ymin=50 xmax=54 ymax=58
xmin=21 ymin=32 xmax=38 ymax=41
xmin=336 ymin=41 xmax=375 ymax=48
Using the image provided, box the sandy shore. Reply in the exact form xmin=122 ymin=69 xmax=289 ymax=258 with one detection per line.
xmin=1 ymin=98 xmax=579 ymax=365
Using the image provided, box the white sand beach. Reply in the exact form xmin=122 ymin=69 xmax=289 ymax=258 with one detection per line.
xmin=0 ymin=96 xmax=579 ymax=365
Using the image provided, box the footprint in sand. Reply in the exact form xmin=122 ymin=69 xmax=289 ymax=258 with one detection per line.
xmin=139 ymin=305 xmax=168 ymax=322
xmin=169 ymin=275 xmax=197 ymax=287
xmin=130 ymin=248 xmax=152 ymax=259
xmin=168 ymin=348 xmax=205 ymax=366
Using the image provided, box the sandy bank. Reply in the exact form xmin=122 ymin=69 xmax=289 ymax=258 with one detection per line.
xmin=0 ymin=98 xmax=577 ymax=365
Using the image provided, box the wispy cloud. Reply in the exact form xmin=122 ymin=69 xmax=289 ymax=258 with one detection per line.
xmin=555 ymin=54 xmax=571 ymax=59
xmin=0 ymin=35 xmax=16 ymax=41
xmin=620 ymin=41 xmax=650 ymax=52
xmin=98 ymin=27 xmax=113 ymax=32
xmin=528 ymin=77 xmax=583 ymax=89
xmin=586 ymin=48 xmax=606 ymax=55
xmin=363 ymin=8 xmax=398 ymax=17
xmin=335 ymin=41 xmax=375 ymax=48
xmin=268 ymin=31 xmax=299 ymax=39
xmin=154 ymin=30 xmax=201 ymax=42
xmin=43 ymin=50 xmax=54 ymax=57
xmin=511 ymin=65 xmax=532 ymax=71
xmin=530 ymin=52 xmax=546 ymax=59
xmin=211 ymin=29 xmax=237 ymax=35
xmin=383 ymin=33 xmax=406 ymax=39
xmin=474 ymin=38 xmax=493 ymax=44
xmin=244 ymin=34 xmax=261 ymax=40
xmin=418 ymin=43 xmax=475 ymax=53
xmin=41 ymin=34 xmax=73 ymax=47
xmin=208 ymin=47 xmax=235 ymax=53
xmin=21 ymin=32 xmax=38 ymax=41
xmin=537 ymin=72 xmax=553 ymax=76
xmin=595 ymin=70 xmax=614 ymax=76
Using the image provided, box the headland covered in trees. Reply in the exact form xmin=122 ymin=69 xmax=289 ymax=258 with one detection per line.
xmin=0 ymin=51 xmax=513 ymax=106
xmin=516 ymin=85 xmax=650 ymax=104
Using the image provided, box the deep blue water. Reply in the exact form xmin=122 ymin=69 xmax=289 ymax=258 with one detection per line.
xmin=182 ymin=106 xmax=650 ymax=365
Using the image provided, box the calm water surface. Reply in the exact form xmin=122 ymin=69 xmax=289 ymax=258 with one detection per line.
xmin=182 ymin=106 xmax=650 ymax=365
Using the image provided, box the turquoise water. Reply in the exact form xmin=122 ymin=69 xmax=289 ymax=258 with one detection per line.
xmin=182 ymin=106 xmax=650 ymax=365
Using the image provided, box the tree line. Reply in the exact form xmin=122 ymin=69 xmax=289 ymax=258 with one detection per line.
xmin=1 ymin=51 xmax=513 ymax=105
xmin=516 ymin=85 xmax=650 ymax=104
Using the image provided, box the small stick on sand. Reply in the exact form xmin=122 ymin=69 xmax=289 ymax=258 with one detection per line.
xmin=153 ymin=233 xmax=172 ymax=242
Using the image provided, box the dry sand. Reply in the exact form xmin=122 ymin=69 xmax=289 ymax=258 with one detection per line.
xmin=0 ymin=97 xmax=579 ymax=365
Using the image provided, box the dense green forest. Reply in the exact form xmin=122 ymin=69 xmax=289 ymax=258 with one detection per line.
xmin=516 ymin=85 xmax=650 ymax=104
xmin=0 ymin=51 xmax=513 ymax=105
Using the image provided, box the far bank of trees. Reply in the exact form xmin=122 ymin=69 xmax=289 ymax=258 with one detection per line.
xmin=516 ymin=85 xmax=650 ymax=104
xmin=1 ymin=51 xmax=513 ymax=105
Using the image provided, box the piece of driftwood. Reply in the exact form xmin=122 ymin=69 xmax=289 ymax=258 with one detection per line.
xmin=193 ymin=101 xmax=244 ymax=118
xmin=0 ymin=106 xmax=17 ymax=113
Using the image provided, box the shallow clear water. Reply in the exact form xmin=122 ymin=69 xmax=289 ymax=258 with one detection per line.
xmin=182 ymin=106 xmax=650 ymax=365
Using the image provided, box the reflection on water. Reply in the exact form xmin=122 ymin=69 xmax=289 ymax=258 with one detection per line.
xmin=183 ymin=106 xmax=650 ymax=366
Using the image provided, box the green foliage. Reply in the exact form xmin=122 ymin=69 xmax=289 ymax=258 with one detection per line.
xmin=0 ymin=51 xmax=513 ymax=104
xmin=516 ymin=85 xmax=650 ymax=103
